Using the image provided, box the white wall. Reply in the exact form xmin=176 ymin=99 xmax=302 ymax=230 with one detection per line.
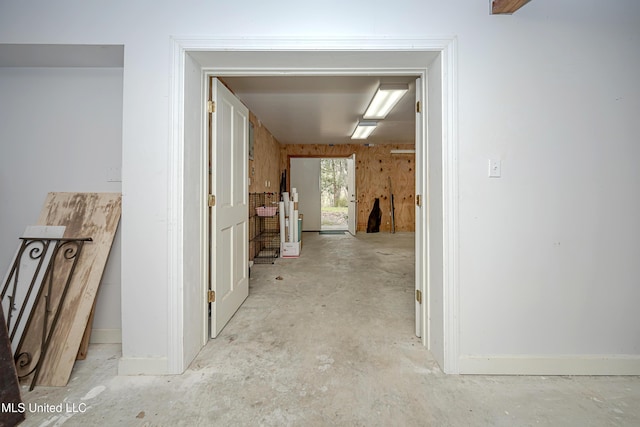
xmin=455 ymin=2 xmax=640 ymax=373
xmin=2 ymin=0 xmax=639 ymax=375
xmin=0 ymin=66 xmax=123 ymax=341
xmin=291 ymin=158 xmax=322 ymax=231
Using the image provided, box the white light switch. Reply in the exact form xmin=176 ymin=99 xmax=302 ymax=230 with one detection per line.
xmin=488 ymin=159 xmax=501 ymax=178
xmin=107 ymin=167 xmax=122 ymax=182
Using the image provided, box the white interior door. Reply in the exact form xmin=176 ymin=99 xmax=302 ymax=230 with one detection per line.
xmin=347 ymin=154 xmax=357 ymax=235
xmin=209 ymin=77 xmax=249 ymax=338
xmin=290 ymin=158 xmax=322 ymax=231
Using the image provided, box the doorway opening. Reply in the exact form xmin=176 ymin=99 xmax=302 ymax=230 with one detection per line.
xmin=169 ymin=40 xmax=459 ymax=375
xmin=289 ymin=154 xmax=357 ymax=235
xmin=211 ymin=80 xmax=418 ymax=335
xmin=320 ymin=158 xmax=349 ymax=232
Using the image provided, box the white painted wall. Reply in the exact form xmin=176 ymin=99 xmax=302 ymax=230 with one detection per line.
xmin=181 ymin=54 xmax=206 ymax=366
xmin=427 ymin=54 xmax=445 ymax=367
xmin=455 ymin=2 xmax=640 ymax=373
xmin=290 ymin=158 xmax=322 ymax=231
xmin=0 ymin=66 xmax=123 ymax=341
xmin=2 ymin=0 xmax=639 ymax=375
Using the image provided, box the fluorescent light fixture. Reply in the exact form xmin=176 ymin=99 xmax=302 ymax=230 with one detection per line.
xmin=351 ymin=120 xmax=378 ymax=139
xmin=363 ymin=84 xmax=409 ymax=119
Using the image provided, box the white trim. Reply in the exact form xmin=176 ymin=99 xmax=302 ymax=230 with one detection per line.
xmin=167 ymin=37 xmax=186 ymax=374
xmin=89 ymin=329 xmax=122 ymax=344
xmin=167 ymin=37 xmax=459 ymax=375
xmin=200 ymin=73 xmax=209 ymax=347
xmin=459 ymin=355 xmax=640 ymax=376
xmin=173 ymin=36 xmax=458 ymax=52
xmin=440 ymin=38 xmax=460 ymax=374
xmin=416 ymin=74 xmax=428 ymax=344
xmin=421 ymin=71 xmax=429 ymax=348
xmin=206 ymin=68 xmax=429 ymax=77
xmin=118 ymin=357 xmax=168 ymax=376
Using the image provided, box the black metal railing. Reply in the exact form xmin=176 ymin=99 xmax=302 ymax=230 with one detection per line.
xmin=1 ymin=236 xmax=91 ymax=390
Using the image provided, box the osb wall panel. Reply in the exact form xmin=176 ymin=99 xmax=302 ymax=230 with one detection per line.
xmin=280 ymin=144 xmax=415 ymax=232
xmin=248 ymin=112 xmax=281 ymax=194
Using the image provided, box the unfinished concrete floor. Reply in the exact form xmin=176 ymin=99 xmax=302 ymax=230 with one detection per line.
xmin=17 ymin=232 xmax=640 ymax=426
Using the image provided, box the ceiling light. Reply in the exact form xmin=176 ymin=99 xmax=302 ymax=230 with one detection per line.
xmin=363 ymin=84 xmax=409 ymax=119
xmin=351 ymin=120 xmax=378 ymax=139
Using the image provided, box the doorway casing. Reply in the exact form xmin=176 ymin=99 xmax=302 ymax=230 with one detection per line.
xmin=167 ymin=38 xmax=459 ymax=375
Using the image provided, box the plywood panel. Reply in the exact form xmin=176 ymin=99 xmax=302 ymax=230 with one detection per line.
xmin=492 ymin=0 xmax=531 ymax=14
xmin=280 ymin=144 xmax=415 ymax=232
xmin=21 ymin=192 xmax=121 ymax=387
xmin=248 ymin=113 xmax=281 ymax=194
xmin=76 ymin=297 xmax=97 ymax=360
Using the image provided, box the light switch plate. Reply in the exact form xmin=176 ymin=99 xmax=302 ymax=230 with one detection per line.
xmin=107 ymin=167 xmax=122 ymax=182
xmin=488 ymin=159 xmax=501 ymax=178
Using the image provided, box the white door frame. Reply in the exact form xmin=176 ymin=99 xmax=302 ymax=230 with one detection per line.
xmin=167 ymin=37 xmax=459 ymax=374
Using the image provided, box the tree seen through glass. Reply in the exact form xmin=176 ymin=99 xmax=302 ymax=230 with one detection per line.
xmin=320 ymin=158 xmax=348 ymax=229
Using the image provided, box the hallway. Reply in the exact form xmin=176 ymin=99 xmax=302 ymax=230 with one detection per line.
xmin=18 ymin=233 xmax=640 ymax=426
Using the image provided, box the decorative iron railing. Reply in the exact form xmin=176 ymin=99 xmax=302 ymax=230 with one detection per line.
xmin=1 ymin=237 xmax=91 ymax=390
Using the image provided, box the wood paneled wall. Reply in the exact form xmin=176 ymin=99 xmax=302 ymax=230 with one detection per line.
xmin=248 ymin=112 xmax=282 ymax=194
xmin=243 ymin=104 xmax=416 ymax=232
xmin=280 ymin=144 xmax=416 ymax=232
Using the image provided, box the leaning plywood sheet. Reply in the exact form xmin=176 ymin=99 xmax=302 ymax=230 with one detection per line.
xmin=75 ymin=297 xmax=97 ymax=360
xmin=25 ymin=192 xmax=121 ymax=387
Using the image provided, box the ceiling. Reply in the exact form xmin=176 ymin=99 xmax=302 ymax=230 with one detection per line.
xmin=221 ymin=75 xmax=418 ymax=145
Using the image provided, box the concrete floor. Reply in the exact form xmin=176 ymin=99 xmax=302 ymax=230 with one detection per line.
xmin=17 ymin=232 xmax=640 ymax=426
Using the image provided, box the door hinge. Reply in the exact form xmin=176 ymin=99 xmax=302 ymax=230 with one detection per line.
xmin=416 ymin=194 xmax=422 ymax=207
xmin=416 ymin=101 xmax=421 ymax=113
xmin=416 ymin=289 xmax=422 ymax=304
xmin=208 ymin=290 xmax=216 ymax=303
xmin=208 ymin=100 xmax=215 ymax=113
xmin=208 ymin=194 xmax=216 ymax=207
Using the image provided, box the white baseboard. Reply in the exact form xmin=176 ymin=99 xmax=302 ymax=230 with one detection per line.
xmin=118 ymin=357 xmax=168 ymax=375
xmin=90 ymin=328 xmax=122 ymax=344
xmin=459 ymin=354 xmax=640 ymax=375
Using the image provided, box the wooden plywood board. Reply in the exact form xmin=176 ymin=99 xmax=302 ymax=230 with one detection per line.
xmin=26 ymin=192 xmax=121 ymax=386
xmin=281 ymin=144 xmax=416 ymax=232
xmin=492 ymin=0 xmax=531 ymax=14
xmin=248 ymin=112 xmax=282 ymax=194
xmin=76 ymin=297 xmax=97 ymax=360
